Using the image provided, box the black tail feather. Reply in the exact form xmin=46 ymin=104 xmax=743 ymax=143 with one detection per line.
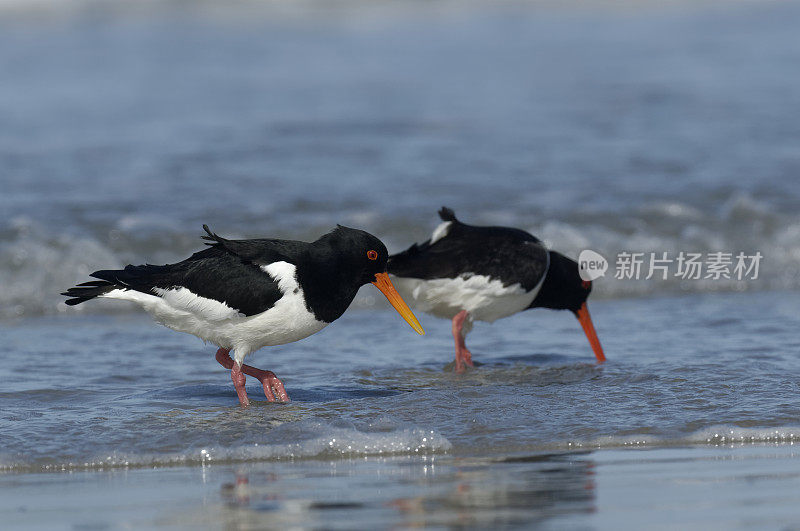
xmin=89 ymin=268 xmax=130 ymax=285
xmin=61 ymin=280 xmax=116 ymax=305
xmin=389 ymin=207 xmax=457 ymax=265
xmin=201 ymin=224 xmax=226 ymax=246
xmin=438 ymin=206 xmax=457 ymax=222
xmin=76 ymin=280 xmax=111 ymax=287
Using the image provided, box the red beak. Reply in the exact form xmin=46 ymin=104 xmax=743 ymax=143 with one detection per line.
xmin=574 ymin=302 xmax=606 ymax=363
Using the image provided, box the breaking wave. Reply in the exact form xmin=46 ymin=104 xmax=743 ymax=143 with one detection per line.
xmin=0 ymin=420 xmax=451 ymax=473
xmin=564 ymin=425 xmax=800 ymax=450
xmin=3 ymin=192 xmax=799 ymax=319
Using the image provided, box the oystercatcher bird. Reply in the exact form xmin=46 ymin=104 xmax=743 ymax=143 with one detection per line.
xmin=63 ymin=224 xmax=424 ymax=406
xmin=388 ymin=207 xmax=604 ymax=372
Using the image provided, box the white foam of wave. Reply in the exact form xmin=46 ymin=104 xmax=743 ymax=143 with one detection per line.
xmin=3 ymin=192 xmax=800 ymax=318
xmin=529 ymin=194 xmax=800 ymax=299
xmin=0 ymin=217 xmax=122 ymax=319
xmin=687 ymin=425 xmax=800 ymax=446
xmin=564 ymin=425 xmax=800 ymax=450
xmin=1 ymin=421 xmax=451 ymax=472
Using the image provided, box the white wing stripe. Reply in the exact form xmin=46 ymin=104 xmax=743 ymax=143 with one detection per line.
xmin=151 ymin=287 xmax=244 ymax=321
xmin=430 ymin=221 xmax=452 ymax=244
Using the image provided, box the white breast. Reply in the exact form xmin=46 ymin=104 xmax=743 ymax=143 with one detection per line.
xmin=391 ymin=271 xmax=546 ymax=325
xmin=100 ymin=261 xmax=328 ymax=364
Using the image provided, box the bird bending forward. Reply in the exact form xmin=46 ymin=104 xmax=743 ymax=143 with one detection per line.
xmin=63 ymin=224 xmax=424 ymax=406
xmin=388 ymin=207 xmax=604 ymax=372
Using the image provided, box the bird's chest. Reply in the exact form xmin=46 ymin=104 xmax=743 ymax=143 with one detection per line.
xmin=225 ymin=262 xmax=333 ymax=352
xmin=237 ymin=289 xmax=330 ymax=349
xmin=391 ymin=274 xmax=539 ymax=323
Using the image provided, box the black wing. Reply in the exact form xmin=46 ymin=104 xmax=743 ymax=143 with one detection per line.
xmin=200 ymin=225 xmax=303 ymax=267
xmin=388 ymin=207 xmax=548 ymax=292
xmin=63 ymin=226 xmax=304 ymax=316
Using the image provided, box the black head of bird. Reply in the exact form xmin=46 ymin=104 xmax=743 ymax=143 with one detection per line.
xmin=529 ymin=250 xmax=605 ymax=362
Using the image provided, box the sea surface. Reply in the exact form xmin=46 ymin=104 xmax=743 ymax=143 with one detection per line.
xmin=1 ymin=1 xmax=800 ymax=528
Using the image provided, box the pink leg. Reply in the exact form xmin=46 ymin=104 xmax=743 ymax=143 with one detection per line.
xmin=215 ymin=348 xmax=290 ymax=405
xmin=230 ymin=362 xmax=249 ymax=408
xmin=451 ymin=310 xmax=474 ymax=373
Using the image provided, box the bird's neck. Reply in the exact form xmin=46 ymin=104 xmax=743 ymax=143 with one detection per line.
xmin=528 ymin=275 xmax=560 ymax=310
xmin=295 ymin=249 xmax=361 ymax=323
xmin=528 ymin=251 xmax=571 ymax=311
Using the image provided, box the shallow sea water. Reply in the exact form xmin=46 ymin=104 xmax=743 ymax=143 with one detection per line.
xmin=2 ymin=0 xmax=800 ymax=528
xmin=2 ymin=292 xmax=800 ymax=528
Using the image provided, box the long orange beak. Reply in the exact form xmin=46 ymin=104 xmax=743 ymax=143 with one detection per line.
xmin=371 ymin=272 xmax=425 ymax=335
xmin=574 ymin=302 xmax=606 ymax=363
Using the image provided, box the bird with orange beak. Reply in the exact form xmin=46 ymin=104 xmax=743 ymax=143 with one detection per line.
xmin=63 ymin=224 xmax=424 ymax=406
xmin=388 ymin=207 xmax=604 ymax=372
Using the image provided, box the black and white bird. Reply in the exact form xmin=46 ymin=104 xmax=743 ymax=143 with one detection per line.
xmin=388 ymin=207 xmax=604 ymax=372
xmin=63 ymin=224 xmax=424 ymax=406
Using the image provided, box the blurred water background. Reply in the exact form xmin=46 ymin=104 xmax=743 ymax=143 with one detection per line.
xmin=2 ymin=0 xmax=800 ymax=318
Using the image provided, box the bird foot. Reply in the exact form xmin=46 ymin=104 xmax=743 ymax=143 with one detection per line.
xmin=247 ymin=367 xmax=290 ymax=403
xmin=216 ymin=348 xmax=290 ymax=406
xmin=455 ymin=347 xmax=475 ymax=373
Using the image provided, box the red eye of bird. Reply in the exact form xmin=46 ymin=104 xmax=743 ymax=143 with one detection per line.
xmin=367 ymin=250 xmax=378 ymax=260
xmin=582 ymin=280 xmax=592 ymax=289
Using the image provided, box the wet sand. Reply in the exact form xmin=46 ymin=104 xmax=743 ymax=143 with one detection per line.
xmin=2 ymin=444 xmax=799 ymax=529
